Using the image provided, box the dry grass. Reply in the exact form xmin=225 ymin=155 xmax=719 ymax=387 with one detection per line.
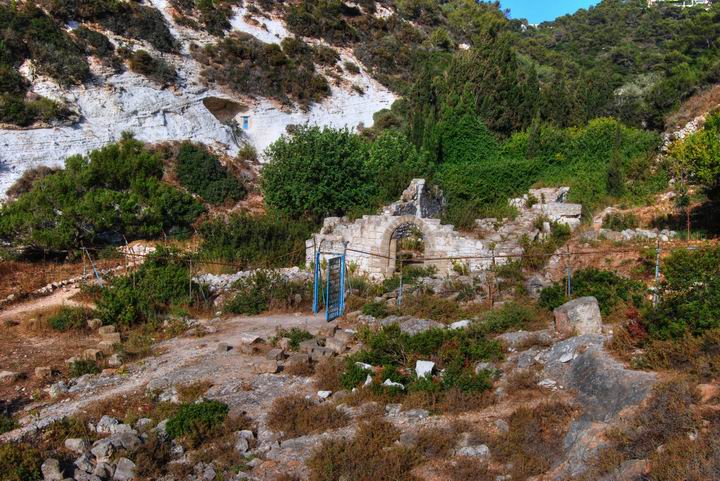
xmin=439 ymin=457 xmax=495 ymax=481
xmin=177 ymin=380 xmax=213 ymax=403
xmin=504 ymin=369 xmax=540 ymax=396
xmin=579 ymin=378 xmax=714 ymax=481
xmin=314 ymin=358 xmax=345 ymax=392
xmin=609 ymin=379 xmax=699 ymax=460
xmin=267 ymin=395 xmax=349 ymax=439
xmin=342 ymin=384 xmax=494 ymax=415
xmin=306 ymin=417 xmax=420 ymax=481
xmin=493 ymin=401 xmax=577 ymax=480
xmin=284 ymin=361 xmax=315 ymax=376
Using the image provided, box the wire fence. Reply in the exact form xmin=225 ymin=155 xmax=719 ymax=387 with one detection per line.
xmin=5 ymin=237 xmax=720 ymax=309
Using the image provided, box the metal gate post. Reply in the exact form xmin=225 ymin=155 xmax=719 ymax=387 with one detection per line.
xmin=313 ymin=249 xmax=321 ymax=314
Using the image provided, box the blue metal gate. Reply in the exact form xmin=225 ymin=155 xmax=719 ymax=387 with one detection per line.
xmin=312 ymin=249 xmax=346 ymax=322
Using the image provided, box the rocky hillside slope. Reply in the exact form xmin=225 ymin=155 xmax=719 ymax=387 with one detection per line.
xmin=0 ymin=0 xmax=395 ymax=196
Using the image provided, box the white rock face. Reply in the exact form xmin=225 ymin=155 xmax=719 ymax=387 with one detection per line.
xmin=0 ymin=1 xmax=396 ymax=198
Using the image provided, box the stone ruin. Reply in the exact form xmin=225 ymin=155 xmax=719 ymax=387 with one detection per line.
xmin=306 ymin=180 xmax=584 ymax=280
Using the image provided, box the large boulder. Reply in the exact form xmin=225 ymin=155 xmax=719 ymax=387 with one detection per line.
xmin=553 ymin=297 xmax=602 ymax=336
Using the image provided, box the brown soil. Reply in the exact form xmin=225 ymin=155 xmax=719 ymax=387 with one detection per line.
xmin=0 ymin=301 xmax=100 ymax=405
xmin=665 ymin=83 xmax=720 ymax=133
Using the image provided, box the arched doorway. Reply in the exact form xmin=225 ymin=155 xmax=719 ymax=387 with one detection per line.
xmin=389 ymin=222 xmax=425 ymax=274
xmin=379 ymin=216 xmax=434 ymax=277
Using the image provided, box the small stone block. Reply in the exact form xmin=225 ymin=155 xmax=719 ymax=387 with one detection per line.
xmin=252 ymin=360 xmax=278 ymax=374
xmin=266 ymin=348 xmax=285 ymax=361
xmin=100 ymin=332 xmax=121 ymax=344
xmin=35 ymin=366 xmax=52 ymax=379
xmin=98 ymin=325 xmax=116 ymax=335
xmin=82 ymin=349 xmax=103 ymax=361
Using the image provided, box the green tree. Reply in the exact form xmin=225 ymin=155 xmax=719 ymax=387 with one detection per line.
xmin=366 ymin=130 xmax=430 ymax=203
xmin=261 ymin=126 xmax=374 ymax=220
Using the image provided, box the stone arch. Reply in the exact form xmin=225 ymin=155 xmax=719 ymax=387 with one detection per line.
xmin=375 ymin=215 xmax=447 ymax=278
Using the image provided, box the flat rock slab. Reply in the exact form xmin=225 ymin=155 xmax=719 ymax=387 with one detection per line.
xmin=543 ymin=335 xmax=656 ymax=422
xmin=380 ymin=317 xmax=444 ymax=335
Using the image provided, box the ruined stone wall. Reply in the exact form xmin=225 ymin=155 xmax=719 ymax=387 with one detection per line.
xmin=306 ymin=181 xmax=583 ymax=280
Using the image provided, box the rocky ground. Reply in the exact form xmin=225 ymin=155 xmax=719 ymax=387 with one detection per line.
xmin=0 ymin=289 xmax=684 ymax=481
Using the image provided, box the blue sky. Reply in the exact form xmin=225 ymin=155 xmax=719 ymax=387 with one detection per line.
xmin=500 ymin=0 xmax=599 ymax=24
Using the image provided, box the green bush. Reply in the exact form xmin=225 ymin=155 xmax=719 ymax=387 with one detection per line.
xmin=602 ymin=212 xmax=639 ymax=231
xmin=48 ymin=306 xmax=94 ymax=331
xmin=127 ymin=50 xmax=177 ymax=85
xmin=0 ymin=136 xmax=204 ymax=253
xmin=165 ymin=400 xmax=228 ymax=447
xmin=539 ymin=268 xmax=645 ymax=315
xmin=175 ymin=142 xmax=245 ymax=204
xmin=0 ymin=413 xmax=15 ymax=434
xmin=477 ymin=302 xmax=540 ymax=335
xmin=70 ymin=359 xmax=100 ymax=377
xmin=273 ymin=327 xmax=314 ymax=350
xmin=261 ymin=126 xmax=375 ymax=220
xmin=361 ymin=301 xmax=390 ymax=319
xmin=0 ymin=443 xmax=41 ymax=481
xmin=198 ymin=212 xmax=313 ymax=267
xmin=191 ymin=33 xmax=329 ymax=108
xmin=47 ymin=0 xmax=177 ymax=52
xmin=646 ymin=245 xmax=720 ymax=339
xmin=96 ymin=247 xmax=207 ymax=327
xmin=224 ymin=270 xmax=310 ymax=315
xmin=340 ymin=361 xmax=372 ymax=390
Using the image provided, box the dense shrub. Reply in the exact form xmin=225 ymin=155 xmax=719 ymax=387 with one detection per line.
xmin=198 ymin=213 xmax=313 ymax=267
xmin=46 ymin=0 xmax=177 ymax=52
xmin=540 ymin=268 xmax=646 ymax=315
xmin=0 ymin=443 xmax=41 ymax=481
xmin=345 ymin=323 xmax=502 ymax=395
xmin=646 ymin=245 xmax=720 ymax=339
xmin=261 ymin=126 xmax=375 ymax=220
xmin=69 ymin=359 xmax=100 ymax=377
xmin=165 ymin=400 xmax=229 ymax=447
xmin=48 ymin=306 xmax=93 ymax=331
xmin=366 ymin=129 xmax=431 ymax=204
xmin=0 ymin=413 xmax=15 ymax=434
xmin=5 ymin=166 xmax=60 ymax=199
xmin=127 ymin=50 xmax=177 ymax=86
xmin=602 ymin=212 xmax=639 ymax=230
xmin=169 ymin=0 xmax=232 ymax=36
xmin=175 ymin=142 xmax=245 ymax=204
xmin=0 ymin=137 xmax=204 ymax=253
xmin=224 ymin=270 xmax=310 ymax=315
xmin=272 ymin=327 xmax=314 ymax=350
xmin=96 ymin=248 xmax=207 ymax=327
xmin=192 ymin=33 xmax=329 ymax=108
xmin=361 ymin=301 xmax=390 ymax=319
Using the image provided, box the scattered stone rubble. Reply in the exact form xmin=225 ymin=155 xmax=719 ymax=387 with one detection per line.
xmin=195 ymin=267 xmax=312 ymax=293
xmin=581 ymin=227 xmax=677 ymax=242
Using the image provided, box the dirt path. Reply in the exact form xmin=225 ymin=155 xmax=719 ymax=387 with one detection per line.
xmin=0 ymin=311 xmax=328 ymax=442
xmin=0 ymin=286 xmax=82 ymax=322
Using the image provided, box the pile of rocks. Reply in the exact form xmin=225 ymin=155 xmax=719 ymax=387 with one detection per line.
xmin=476 ymin=187 xmax=583 ymax=260
xmin=218 ymin=326 xmax=357 ymax=375
xmin=39 ymin=413 xmax=260 ymax=481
